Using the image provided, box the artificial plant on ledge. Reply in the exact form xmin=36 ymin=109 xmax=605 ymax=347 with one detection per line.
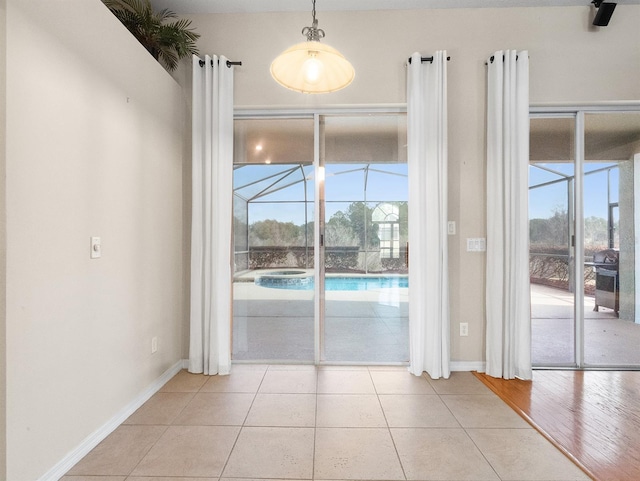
xmin=103 ymin=0 xmax=200 ymax=71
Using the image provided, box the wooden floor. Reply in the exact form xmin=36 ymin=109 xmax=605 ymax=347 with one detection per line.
xmin=475 ymin=370 xmax=640 ymax=481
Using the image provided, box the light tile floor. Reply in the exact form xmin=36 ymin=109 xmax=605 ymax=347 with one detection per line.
xmin=63 ymin=365 xmax=589 ymax=481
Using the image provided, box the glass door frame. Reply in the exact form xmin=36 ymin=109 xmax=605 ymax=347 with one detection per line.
xmin=315 ymin=113 xmax=324 ymax=364
xmin=531 ymin=102 xmax=640 ymax=369
xmin=529 ymin=112 xmax=577 ymax=368
xmin=235 ymin=105 xmax=407 ymax=365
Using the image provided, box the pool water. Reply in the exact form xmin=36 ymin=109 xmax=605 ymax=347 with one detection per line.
xmin=256 ymin=275 xmax=408 ymax=291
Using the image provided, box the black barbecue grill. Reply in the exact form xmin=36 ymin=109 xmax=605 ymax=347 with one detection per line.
xmin=592 ymin=248 xmax=619 ymax=316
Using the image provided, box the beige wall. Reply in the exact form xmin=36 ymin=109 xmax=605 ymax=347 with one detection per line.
xmin=184 ymin=5 xmax=640 ymax=364
xmin=0 ymin=0 xmax=6 ymax=477
xmin=3 ymin=4 xmax=637 ymax=477
xmin=187 ymin=6 xmax=639 ymax=106
xmin=5 ymin=1 xmax=185 ymax=479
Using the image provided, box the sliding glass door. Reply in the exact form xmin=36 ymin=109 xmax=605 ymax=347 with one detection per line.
xmin=232 ymin=118 xmax=315 ymax=361
xmin=530 ymin=109 xmax=640 ymax=368
xmin=582 ymin=112 xmax=640 ymax=366
xmin=529 ymin=116 xmax=576 ymax=366
xmin=231 ymin=112 xmax=408 ymax=364
xmin=320 ymin=115 xmax=409 ymax=363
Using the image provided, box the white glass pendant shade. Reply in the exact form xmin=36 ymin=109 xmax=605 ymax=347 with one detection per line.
xmin=270 ymin=40 xmax=355 ymax=94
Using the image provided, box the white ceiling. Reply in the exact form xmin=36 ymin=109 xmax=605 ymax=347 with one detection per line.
xmin=150 ymin=0 xmax=640 ymax=14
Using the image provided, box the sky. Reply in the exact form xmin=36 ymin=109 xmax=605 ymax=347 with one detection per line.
xmin=529 ymin=162 xmax=619 ymax=221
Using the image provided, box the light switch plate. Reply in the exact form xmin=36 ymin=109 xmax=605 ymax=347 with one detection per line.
xmin=466 ymin=238 xmax=486 ymax=252
xmin=90 ymin=237 xmax=101 ymax=259
xmin=460 ymin=322 xmax=469 ymax=336
xmin=447 ymin=221 xmax=456 ymax=235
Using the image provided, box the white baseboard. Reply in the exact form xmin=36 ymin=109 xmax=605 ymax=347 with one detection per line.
xmin=180 ymin=358 xmax=485 ymax=373
xmin=39 ymin=359 xmax=184 ymax=481
xmin=183 ymin=358 xmax=484 ymax=373
xmin=450 ymin=361 xmax=486 ymax=372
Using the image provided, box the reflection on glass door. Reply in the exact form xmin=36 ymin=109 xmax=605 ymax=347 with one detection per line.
xmin=583 ymin=112 xmax=640 ymax=366
xmin=232 ymin=118 xmax=315 ymax=361
xmin=321 ymin=114 xmax=409 ymax=363
xmin=529 ymin=116 xmax=576 ymax=366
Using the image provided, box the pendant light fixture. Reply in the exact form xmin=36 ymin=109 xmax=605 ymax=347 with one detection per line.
xmin=270 ymin=0 xmax=355 ymax=94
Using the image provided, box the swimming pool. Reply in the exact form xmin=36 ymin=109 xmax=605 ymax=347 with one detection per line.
xmin=255 ymin=275 xmax=408 ymax=291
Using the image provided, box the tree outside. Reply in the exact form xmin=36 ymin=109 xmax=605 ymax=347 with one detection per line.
xmin=529 ymin=205 xmax=613 ymax=293
xmin=237 ymin=201 xmax=408 ymax=273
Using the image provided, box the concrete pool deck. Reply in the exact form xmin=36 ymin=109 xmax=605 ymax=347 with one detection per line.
xmin=232 ymin=275 xmax=409 ymax=363
xmin=232 ymin=274 xmax=640 ymax=367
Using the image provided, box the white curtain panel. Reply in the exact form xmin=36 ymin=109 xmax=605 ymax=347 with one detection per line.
xmin=189 ymin=55 xmax=234 ymax=376
xmin=407 ymin=51 xmax=450 ymax=379
xmin=485 ymin=50 xmax=532 ymax=380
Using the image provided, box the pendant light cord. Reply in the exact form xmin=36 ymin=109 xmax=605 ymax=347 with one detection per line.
xmin=302 ymin=0 xmax=325 ymax=41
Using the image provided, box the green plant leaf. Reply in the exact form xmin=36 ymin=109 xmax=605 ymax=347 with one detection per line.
xmin=102 ymin=0 xmax=200 ymax=71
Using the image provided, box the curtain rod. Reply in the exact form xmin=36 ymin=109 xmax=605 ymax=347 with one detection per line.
xmin=198 ymin=59 xmax=242 ymax=68
xmin=486 ymin=54 xmax=527 ymax=65
xmin=407 ymin=56 xmax=451 ymax=64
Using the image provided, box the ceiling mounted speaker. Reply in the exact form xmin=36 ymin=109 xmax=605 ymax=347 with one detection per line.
xmin=592 ymin=1 xmax=617 ymax=26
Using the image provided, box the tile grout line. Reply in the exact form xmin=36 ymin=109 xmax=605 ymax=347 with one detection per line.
xmin=165 ymin=386 xmax=198 ymax=426
xmin=462 ymin=427 xmax=504 ymax=481
xmin=368 ymin=366 xmax=409 ymax=481
xmin=313 ymin=365 xmax=319 ymax=481
xmin=431 ymin=388 xmax=464 ymax=430
xmin=117 ymin=371 xmax=209 ymax=479
xmin=241 ymin=366 xmax=269 ymax=426
xmin=430 ymin=373 xmax=504 ymax=481
xmin=111 ymin=424 xmax=170 ymax=479
xmin=217 ymin=366 xmax=269 ymax=479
